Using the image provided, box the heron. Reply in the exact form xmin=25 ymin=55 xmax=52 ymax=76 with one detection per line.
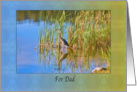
xmin=56 ymin=29 xmax=69 ymax=48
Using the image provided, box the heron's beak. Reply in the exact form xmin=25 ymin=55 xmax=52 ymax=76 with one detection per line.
xmin=56 ymin=29 xmax=62 ymax=33
xmin=55 ymin=29 xmax=59 ymax=31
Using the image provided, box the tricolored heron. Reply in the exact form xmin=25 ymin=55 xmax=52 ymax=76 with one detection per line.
xmin=56 ymin=29 xmax=69 ymax=48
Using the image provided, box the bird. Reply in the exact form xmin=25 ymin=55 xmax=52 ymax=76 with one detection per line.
xmin=56 ymin=29 xmax=69 ymax=48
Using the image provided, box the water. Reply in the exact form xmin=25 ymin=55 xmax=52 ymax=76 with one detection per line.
xmin=17 ymin=12 xmax=109 ymax=74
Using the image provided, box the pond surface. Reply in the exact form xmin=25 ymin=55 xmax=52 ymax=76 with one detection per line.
xmin=17 ymin=13 xmax=109 ymax=74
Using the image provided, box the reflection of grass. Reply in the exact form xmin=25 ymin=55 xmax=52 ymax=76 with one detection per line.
xmin=36 ymin=10 xmax=110 ymax=72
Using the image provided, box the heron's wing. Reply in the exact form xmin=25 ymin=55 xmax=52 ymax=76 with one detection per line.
xmin=62 ymin=38 xmax=69 ymax=46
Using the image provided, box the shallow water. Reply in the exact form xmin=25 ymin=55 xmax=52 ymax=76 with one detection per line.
xmin=17 ymin=14 xmax=109 ymax=74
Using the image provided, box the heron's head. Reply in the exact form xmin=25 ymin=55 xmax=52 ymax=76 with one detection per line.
xmin=56 ymin=29 xmax=62 ymax=34
xmin=56 ymin=29 xmax=62 ymax=32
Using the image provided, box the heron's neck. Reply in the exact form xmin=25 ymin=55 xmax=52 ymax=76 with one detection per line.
xmin=59 ymin=33 xmax=62 ymax=39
